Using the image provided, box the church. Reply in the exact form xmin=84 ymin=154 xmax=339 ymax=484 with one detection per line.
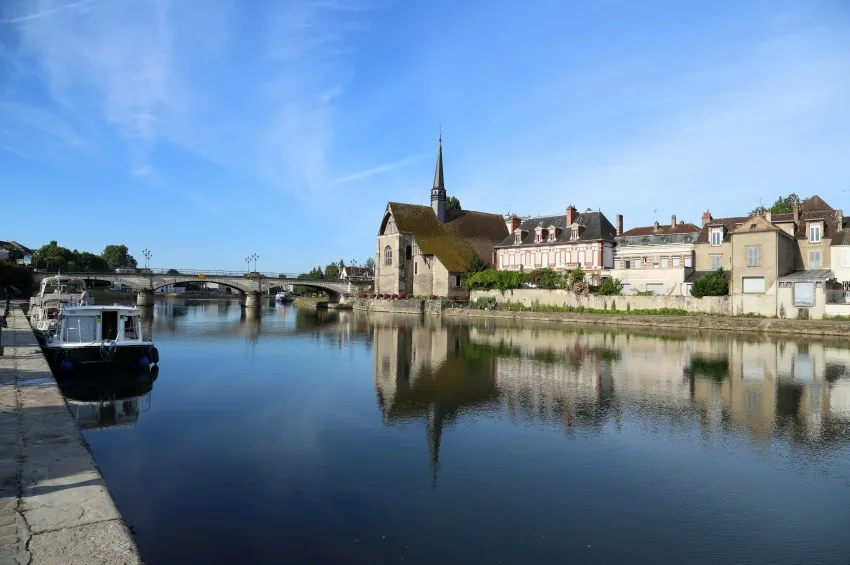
xmin=374 ymin=139 xmax=508 ymax=297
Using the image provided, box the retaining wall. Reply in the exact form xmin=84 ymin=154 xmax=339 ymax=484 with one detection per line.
xmin=470 ymin=288 xmax=731 ymax=314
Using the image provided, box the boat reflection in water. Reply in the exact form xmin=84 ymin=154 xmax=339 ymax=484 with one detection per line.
xmin=57 ymin=367 xmax=159 ymax=430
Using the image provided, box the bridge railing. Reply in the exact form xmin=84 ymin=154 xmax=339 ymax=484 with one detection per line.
xmin=44 ymin=269 xmax=305 ymax=279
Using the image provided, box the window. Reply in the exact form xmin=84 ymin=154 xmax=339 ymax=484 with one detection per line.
xmin=809 ymin=223 xmax=822 ymax=243
xmin=683 ymin=283 xmax=694 ymax=296
xmin=62 ymin=316 xmax=97 ymax=343
xmin=746 ymin=245 xmax=760 ymax=267
xmin=842 ymin=248 xmax=850 ymax=268
xmin=794 ymin=282 xmax=815 ymax=307
xmin=514 ymin=233 xmax=521 ymax=244
xmin=742 ymin=276 xmax=765 ymax=294
xmin=624 ymin=258 xmax=630 ymax=269
xmin=549 ymin=232 xmax=556 ymax=242
xmin=614 ymin=259 xmax=621 ymax=269
xmin=414 ymin=262 xmax=418 ymax=275
xmin=672 ymin=256 xmax=680 ymax=267
xmin=684 ymin=255 xmax=692 ymax=268
xmin=710 ymin=254 xmax=722 ymax=271
xmin=123 ymin=316 xmax=138 ymax=340
xmin=405 ymin=245 xmax=412 ymax=260
xmin=809 ymin=250 xmax=822 ymax=269
xmin=647 ymin=283 xmax=665 ymax=295
xmin=634 ymin=258 xmax=642 ymax=269
xmin=710 ymin=228 xmax=722 ymax=246
xmin=571 ymin=228 xmax=578 ymax=239
xmin=454 ymin=274 xmax=462 ymax=287
xmin=661 ymin=257 xmax=669 ymax=268
xmin=383 ymin=246 xmax=392 ymax=266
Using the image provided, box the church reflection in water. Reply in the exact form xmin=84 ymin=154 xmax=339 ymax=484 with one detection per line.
xmin=370 ymin=313 xmax=850 ymax=482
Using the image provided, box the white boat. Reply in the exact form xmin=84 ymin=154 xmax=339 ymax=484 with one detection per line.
xmin=29 ymin=276 xmax=91 ymax=339
xmin=275 ymin=291 xmax=295 ymax=303
xmin=44 ymin=305 xmax=159 ymax=373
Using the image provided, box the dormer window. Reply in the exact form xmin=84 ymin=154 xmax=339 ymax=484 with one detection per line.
xmin=513 ymin=229 xmax=523 ymax=244
xmin=808 ymin=222 xmax=822 ymax=243
xmin=710 ymin=228 xmax=722 ymax=246
xmin=571 ymin=228 xmax=578 ymax=240
xmin=549 ymin=232 xmax=556 ymax=242
xmin=547 ymin=226 xmax=558 ymax=241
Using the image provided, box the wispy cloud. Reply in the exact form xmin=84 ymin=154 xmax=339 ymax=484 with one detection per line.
xmin=0 ymin=0 xmax=95 ymax=24
xmin=328 ymin=154 xmax=424 ymax=186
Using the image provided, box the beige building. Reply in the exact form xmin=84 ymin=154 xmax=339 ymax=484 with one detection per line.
xmin=375 ymin=139 xmax=507 ymax=297
xmin=608 ymin=214 xmax=700 ymax=295
xmin=692 ymin=196 xmax=848 ymax=318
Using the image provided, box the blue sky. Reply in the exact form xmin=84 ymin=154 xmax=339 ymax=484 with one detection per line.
xmin=2 ymin=0 xmax=849 ymax=272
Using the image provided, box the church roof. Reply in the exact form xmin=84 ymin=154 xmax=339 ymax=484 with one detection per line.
xmin=433 ymin=137 xmax=445 ymax=193
xmin=387 ymin=203 xmax=508 ymax=272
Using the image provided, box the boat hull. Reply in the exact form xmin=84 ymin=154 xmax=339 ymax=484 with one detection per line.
xmin=44 ymin=344 xmax=156 ymax=373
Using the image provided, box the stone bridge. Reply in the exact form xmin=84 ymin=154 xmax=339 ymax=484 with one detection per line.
xmin=34 ymin=270 xmax=370 ymax=307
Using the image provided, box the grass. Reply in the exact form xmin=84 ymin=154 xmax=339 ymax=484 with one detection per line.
xmin=467 ymin=298 xmax=694 ymax=317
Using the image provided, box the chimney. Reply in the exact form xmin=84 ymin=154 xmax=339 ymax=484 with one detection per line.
xmin=837 ymin=209 xmax=844 ymax=232
xmin=509 ymin=215 xmax=522 ymax=232
xmin=702 ymin=210 xmax=712 ymax=227
xmin=765 ymin=211 xmax=772 ymax=223
xmin=615 ymin=214 xmax=623 ymax=236
xmin=653 ymin=220 xmax=660 ymax=233
xmin=793 ymin=201 xmax=801 ymax=224
xmin=671 ymin=215 xmax=676 ymax=229
xmin=566 ymin=205 xmax=577 ymax=227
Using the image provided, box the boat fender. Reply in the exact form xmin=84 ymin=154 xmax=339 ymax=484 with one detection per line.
xmin=138 ymin=356 xmax=150 ymax=367
xmin=148 ymin=346 xmax=159 ymax=365
xmin=59 ymin=359 xmax=73 ymax=372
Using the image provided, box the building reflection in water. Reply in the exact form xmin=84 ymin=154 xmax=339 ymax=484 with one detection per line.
xmin=372 ymin=316 xmax=850 ymax=481
xmin=58 ymin=367 xmax=158 ymax=430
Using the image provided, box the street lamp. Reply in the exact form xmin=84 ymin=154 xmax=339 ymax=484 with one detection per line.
xmin=246 ymin=254 xmax=258 ymax=273
xmin=142 ymin=249 xmax=152 ymax=269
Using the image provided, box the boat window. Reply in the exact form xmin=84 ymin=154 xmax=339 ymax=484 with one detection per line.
xmin=62 ymin=316 xmax=98 ymax=343
xmin=102 ymin=311 xmax=118 ymax=340
xmin=124 ymin=316 xmax=139 ymax=340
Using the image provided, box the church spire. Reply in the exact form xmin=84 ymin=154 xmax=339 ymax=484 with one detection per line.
xmin=431 ymin=133 xmax=447 ymax=222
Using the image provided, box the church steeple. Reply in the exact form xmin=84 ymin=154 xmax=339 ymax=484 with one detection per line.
xmin=431 ymin=134 xmax=447 ymax=222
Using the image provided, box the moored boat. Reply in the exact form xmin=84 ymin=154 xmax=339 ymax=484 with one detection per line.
xmin=275 ymin=291 xmax=295 ymax=303
xmin=29 ymin=276 xmax=90 ymax=341
xmin=44 ymin=305 xmax=159 ymax=373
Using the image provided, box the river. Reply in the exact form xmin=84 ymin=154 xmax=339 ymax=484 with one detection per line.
xmin=55 ymin=298 xmax=850 ymax=564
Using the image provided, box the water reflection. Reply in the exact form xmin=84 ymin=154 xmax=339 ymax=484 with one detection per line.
xmin=58 ymin=367 xmax=158 ymax=430
xmin=372 ymin=315 xmax=850 ymax=474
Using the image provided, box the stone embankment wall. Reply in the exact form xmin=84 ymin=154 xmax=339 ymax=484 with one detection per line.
xmin=470 ymin=288 xmax=731 ymax=314
xmin=0 ymin=306 xmax=142 ymax=564
xmin=353 ymin=298 xmax=449 ymax=315
xmin=444 ymin=308 xmax=850 ymax=337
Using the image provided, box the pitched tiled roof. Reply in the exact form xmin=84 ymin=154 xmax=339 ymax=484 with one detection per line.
xmin=777 ymin=269 xmax=834 ymax=282
xmin=732 ymin=215 xmax=789 ymax=236
xmin=387 ymin=203 xmax=507 ymax=272
xmin=620 ymin=223 xmax=700 ymax=237
xmin=695 ymin=217 xmax=749 ymax=244
xmin=831 ymin=219 xmax=850 ymax=246
xmin=801 ymin=195 xmax=833 ymax=213
xmin=495 ymin=210 xmax=617 ymax=248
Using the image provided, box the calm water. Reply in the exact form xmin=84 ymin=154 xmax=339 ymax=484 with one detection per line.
xmin=56 ymin=298 xmax=850 ymax=564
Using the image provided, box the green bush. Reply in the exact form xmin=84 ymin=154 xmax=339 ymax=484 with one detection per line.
xmin=595 ymin=277 xmax=624 ymax=296
xmin=691 ymin=269 xmax=728 ymax=298
xmin=525 ymin=268 xmax=566 ymax=289
xmin=465 ymin=269 xmax=525 ymax=292
xmin=567 ymin=266 xmax=585 ymax=287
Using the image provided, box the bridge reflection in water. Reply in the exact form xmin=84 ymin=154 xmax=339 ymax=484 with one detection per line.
xmin=369 ymin=315 xmax=850 ymax=483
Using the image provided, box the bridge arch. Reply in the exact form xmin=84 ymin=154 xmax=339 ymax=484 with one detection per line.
xmin=150 ymin=277 xmax=251 ymax=293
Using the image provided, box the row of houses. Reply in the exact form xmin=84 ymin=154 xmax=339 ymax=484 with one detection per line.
xmin=374 ymin=139 xmax=848 ymax=317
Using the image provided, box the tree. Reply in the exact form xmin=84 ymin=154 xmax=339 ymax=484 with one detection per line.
xmin=447 ymin=196 xmax=461 ymax=211
xmin=101 ymin=245 xmax=137 ymax=269
xmin=166 ymin=269 xmax=181 ymax=275
xmin=691 ymin=269 xmax=729 ymax=297
xmin=567 ymin=267 xmax=585 ymax=288
xmin=365 ymin=257 xmax=376 ymax=271
xmin=525 ymin=268 xmax=566 ymax=289
xmin=0 ymin=262 xmax=34 ymax=297
xmin=467 ymin=254 xmax=490 ymax=273
xmin=33 ymin=241 xmax=74 ymax=272
xmin=750 ymin=194 xmax=806 ymax=216
xmin=324 ymin=262 xmax=341 ymax=280
xmin=595 ymin=277 xmax=624 ymax=296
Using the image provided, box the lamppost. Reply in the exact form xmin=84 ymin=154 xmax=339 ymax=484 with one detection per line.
xmin=246 ymin=254 xmax=258 ymax=273
xmin=142 ymin=249 xmax=152 ymax=269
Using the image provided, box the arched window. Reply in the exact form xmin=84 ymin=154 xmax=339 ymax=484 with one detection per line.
xmin=406 ymin=245 xmax=412 ymax=260
xmin=414 ymin=261 xmax=418 ymax=275
xmin=384 ymin=246 xmax=392 ymax=266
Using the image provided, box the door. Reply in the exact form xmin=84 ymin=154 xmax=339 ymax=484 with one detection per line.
xmin=102 ymin=311 xmax=118 ymax=340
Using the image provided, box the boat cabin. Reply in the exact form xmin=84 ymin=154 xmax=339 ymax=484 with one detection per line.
xmin=55 ymin=306 xmax=148 ymax=345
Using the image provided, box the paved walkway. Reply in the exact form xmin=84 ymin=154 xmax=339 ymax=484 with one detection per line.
xmin=0 ymin=307 xmax=141 ymax=565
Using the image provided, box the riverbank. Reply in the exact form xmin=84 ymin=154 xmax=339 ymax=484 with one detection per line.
xmin=293 ymin=296 xmax=328 ymax=308
xmin=0 ymin=306 xmax=141 ymax=564
xmin=443 ymin=307 xmax=850 ymax=337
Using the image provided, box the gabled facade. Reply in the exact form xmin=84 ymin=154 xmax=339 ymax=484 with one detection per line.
xmin=493 ymin=205 xmax=617 ymax=285
xmin=608 ymin=214 xmax=700 ymax=295
xmin=374 ymin=139 xmax=508 ymax=297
